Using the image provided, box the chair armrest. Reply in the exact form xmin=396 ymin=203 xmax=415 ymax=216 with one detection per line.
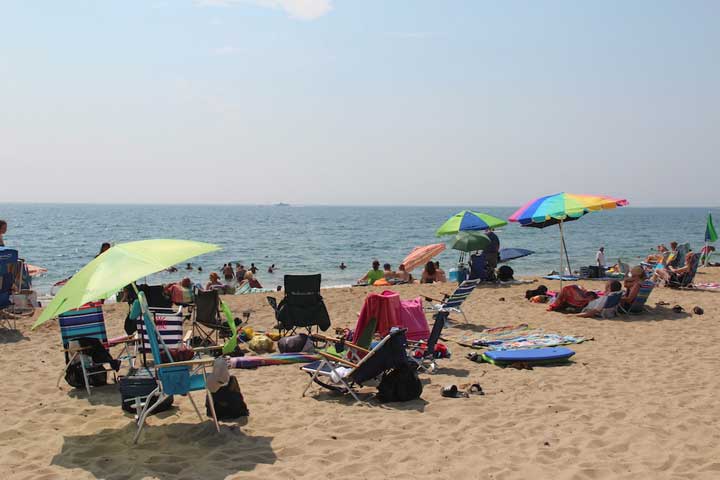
xmin=312 ymin=333 xmax=370 ymax=354
xmin=317 ymin=351 xmax=358 ymax=368
xmin=156 ymin=358 xmax=216 ymax=369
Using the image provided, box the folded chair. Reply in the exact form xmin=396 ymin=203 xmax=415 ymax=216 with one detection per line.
xmin=407 ymin=311 xmax=448 ymax=373
xmin=132 ymin=292 xmax=219 ymax=444
xmin=267 ymin=274 xmax=331 ymax=337
xmin=618 ymin=281 xmax=655 ymax=315
xmin=301 ymin=328 xmax=408 ymax=402
xmin=424 ymin=278 xmax=481 ymax=323
xmin=138 ymin=284 xmax=174 ymax=309
xmin=57 ymin=302 xmax=135 ymax=396
xmin=190 ymin=289 xmax=231 ymax=346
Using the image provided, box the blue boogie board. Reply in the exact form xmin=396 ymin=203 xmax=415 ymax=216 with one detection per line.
xmin=482 ymin=347 xmax=575 ymax=365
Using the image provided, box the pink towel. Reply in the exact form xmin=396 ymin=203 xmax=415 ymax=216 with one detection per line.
xmin=354 ymin=291 xmax=429 ymax=341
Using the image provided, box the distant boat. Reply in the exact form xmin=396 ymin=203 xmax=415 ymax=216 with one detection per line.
xmin=273 ymin=202 xmax=291 ymax=207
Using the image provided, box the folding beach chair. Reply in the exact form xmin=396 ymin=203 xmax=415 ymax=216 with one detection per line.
xmin=301 ymin=328 xmax=409 ymax=402
xmin=190 ymin=289 xmax=231 ymax=346
xmin=670 ymin=253 xmax=700 ymax=289
xmin=136 ymin=306 xmax=185 ymax=367
xmin=0 ymin=247 xmax=19 ymax=330
xmin=424 ymin=278 xmax=481 ymax=323
xmin=132 ymin=292 xmax=219 ymax=444
xmin=407 ymin=311 xmax=448 ymax=373
xmin=598 ymin=291 xmax=623 ymax=319
xmin=267 ymin=274 xmax=331 ymax=337
xmin=138 ymin=284 xmax=174 ymax=309
xmin=57 ymin=303 xmax=135 ymax=396
xmin=618 ymin=281 xmax=655 ymax=315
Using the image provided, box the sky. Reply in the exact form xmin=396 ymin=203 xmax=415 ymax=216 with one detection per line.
xmin=0 ymin=0 xmax=718 ymax=206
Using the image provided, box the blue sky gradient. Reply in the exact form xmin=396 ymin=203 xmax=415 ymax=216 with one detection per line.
xmin=1 ymin=1 xmax=718 ymax=206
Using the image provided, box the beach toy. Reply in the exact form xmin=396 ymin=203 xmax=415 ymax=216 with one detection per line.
xmin=481 ymin=347 xmax=575 ymax=366
xmin=248 ymin=334 xmax=275 ymax=354
xmin=240 ymin=326 xmax=255 ymax=341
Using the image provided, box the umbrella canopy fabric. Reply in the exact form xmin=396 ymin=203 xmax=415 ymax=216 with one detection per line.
xmin=401 ymin=243 xmax=446 ymax=271
xmin=451 ymin=231 xmax=491 ymax=253
xmin=508 ymin=193 xmax=628 ymax=228
xmin=33 ymin=239 xmax=220 ymax=328
xmin=436 ymin=210 xmax=507 ymax=236
xmin=499 ymin=248 xmax=534 ymax=263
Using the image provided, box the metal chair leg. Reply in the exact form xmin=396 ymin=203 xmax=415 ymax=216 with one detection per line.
xmin=57 ymin=353 xmax=78 ymax=388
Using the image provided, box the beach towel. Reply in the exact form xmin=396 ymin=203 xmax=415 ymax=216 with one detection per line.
xmin=354 ymin=291 xmax=400 ymax=339
xmin=228 ymin=353 xmax=320 ymax=369
xmin=441 ymin=324 xmax=530 ymax=348
xmin=486 ymin=333 xmax=589 ymax=351
xmin=691 ymin=282 xmax=720 ymax=291
xmin=397 ymin=297 xmax=430 ymax=341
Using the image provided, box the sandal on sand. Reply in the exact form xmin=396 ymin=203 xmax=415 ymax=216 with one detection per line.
xmin=467 ymin=383 xmax=484 ymax=396
xmin=466 ymin=352 xmax=483 ymax=363
xmin=441 ymin=385 xmax=468 ymax=398
xmin=672 ymin=305 xmax=684 ymax=313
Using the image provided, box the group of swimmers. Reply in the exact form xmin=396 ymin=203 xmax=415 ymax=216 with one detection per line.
xmin=356 ymin=260 xmax=447 ymax=285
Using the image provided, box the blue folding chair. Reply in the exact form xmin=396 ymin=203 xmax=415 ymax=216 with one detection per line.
xmin=132 ymin=292 xmax=219 ymax=444
xmin=424 ymin=279 xmax=481 ymax=323
xmin=618 ymin=281 xmax=655 ymax=315
xmin=57 ymin=303 xmax=134 ymax=396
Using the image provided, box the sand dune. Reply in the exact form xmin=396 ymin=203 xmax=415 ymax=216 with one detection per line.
xmin=2 ymin=270 xmax=720 ymax=479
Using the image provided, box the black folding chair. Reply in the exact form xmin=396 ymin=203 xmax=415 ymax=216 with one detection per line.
xmin=266 ymin=274 xmax=331 ymax=337
xmin=190 ymin=290 xmax=230 ymax=346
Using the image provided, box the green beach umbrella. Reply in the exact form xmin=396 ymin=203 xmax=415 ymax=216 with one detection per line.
xmin=451 ymin=231 xmax=491 ymax=253
xmin=436 ymin=210 xmax=507 ymax=236
xmin=33 ymin=239 xmax=220 ymax=328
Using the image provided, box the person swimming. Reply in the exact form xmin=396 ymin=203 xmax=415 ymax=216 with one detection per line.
xmin=339 ymin=262 xmax=347 ymax=270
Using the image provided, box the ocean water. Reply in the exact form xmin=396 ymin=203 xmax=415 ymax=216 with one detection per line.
xmin=1 ymin=203 xmax=716 ymax=294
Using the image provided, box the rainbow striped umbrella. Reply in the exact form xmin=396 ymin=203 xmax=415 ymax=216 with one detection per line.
xmin=508 ymin=193 xmax=628 ymax=280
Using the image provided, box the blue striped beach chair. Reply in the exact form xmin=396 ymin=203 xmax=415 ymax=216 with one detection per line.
xmin=132 ymin=292 xmax=218 ymax=443
xmin=57 ymin=303 xmax=134 ymax=395
xmin=425 ymin=279 xmax=481 ymax=323
xmin=618 ymin=281 xmax=655 ymax=315
xmin=598 ymin=291 xmax=623 ymax=318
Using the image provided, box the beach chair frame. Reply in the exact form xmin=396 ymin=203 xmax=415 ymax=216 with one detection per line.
xmin=132 ymin=292 xmax=219 ymax=444
xmin=56 ymin=303 xmax=136 ymax=396
xmin=618 ymin=281 xmax=655 ymax=315
xmin=424 ymin=279 xmax=481 ymax=323
xmin=407 ymin=311 xmax=448 ymax=373
xmin=190 ymin=289 xmax=230 ymax=346
xmin=301 ymin=329 xmax=405 ymax=403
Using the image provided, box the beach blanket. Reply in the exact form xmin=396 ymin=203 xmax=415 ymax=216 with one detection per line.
xmin=229 ymin=353 xmax=320 ymax=369
xmin=485 ymin=333 xmax=589 ymax=351
xmin=691 ymin=282 xmax=720 ymax=291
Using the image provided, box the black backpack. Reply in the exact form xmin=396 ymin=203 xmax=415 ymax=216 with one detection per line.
xmin=206 ymin=376 xmax=249 ymax=420
xmin=377 ymin=363 xmax=423 ymax=403
xmin=65 ymin=362 xmax=107 ymax=389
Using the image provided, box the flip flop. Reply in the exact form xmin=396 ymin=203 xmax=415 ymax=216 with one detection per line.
xmin=467 ymin=383 xmax=484 ymax=396
xmin=672 ymin=305 xmax=684 ymax=313
xmin=441 ymin=385 xmax=468 ymax=398
xmin=466 ymin=352 xmax=482 ymax=363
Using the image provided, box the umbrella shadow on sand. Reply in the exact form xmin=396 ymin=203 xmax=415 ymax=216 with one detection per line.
xmin=51 ymin=422 xmax=276 ymax=480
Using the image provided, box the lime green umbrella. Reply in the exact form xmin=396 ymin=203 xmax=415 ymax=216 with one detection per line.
xmin=451 ymin=231 xmax=491 ymax=253
xmin=33 ymin=239 xmax=220 ymax=328
xmin=436 ymin=210 xmax=507 ymax=236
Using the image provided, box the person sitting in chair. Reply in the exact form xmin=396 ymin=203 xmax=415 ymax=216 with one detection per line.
xmin=206 ymin=272 xmax=223 ymax=290
xmin=576 ymin=280 xmax=623 ymax=317
xmin=621 ymin=265 xmax=647 ymax=307
xmin=655 ymin=252 xmax=695 ymax=287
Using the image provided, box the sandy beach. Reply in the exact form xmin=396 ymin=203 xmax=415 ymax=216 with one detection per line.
xmin=1 ymin=269 xmax=719 ymax=480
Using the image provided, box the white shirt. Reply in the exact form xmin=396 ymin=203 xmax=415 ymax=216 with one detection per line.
xmin=596 ymin=250 xmax=606 ymax=268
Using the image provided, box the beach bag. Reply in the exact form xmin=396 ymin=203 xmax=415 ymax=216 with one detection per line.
xmin=497 ymin=265 xmax=514 ymax=282
xmin=278 ymin=334 xmax=313 ymax=353
xmin=377 ymin=363 xmax=422 ymax=403
xmin=206 ymin=376 xmax=249 ymax=419
xmin=65 ymin=362 xmax=107 ymax=388
xmin=119 ymin=371 xmax=174 ymax=414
